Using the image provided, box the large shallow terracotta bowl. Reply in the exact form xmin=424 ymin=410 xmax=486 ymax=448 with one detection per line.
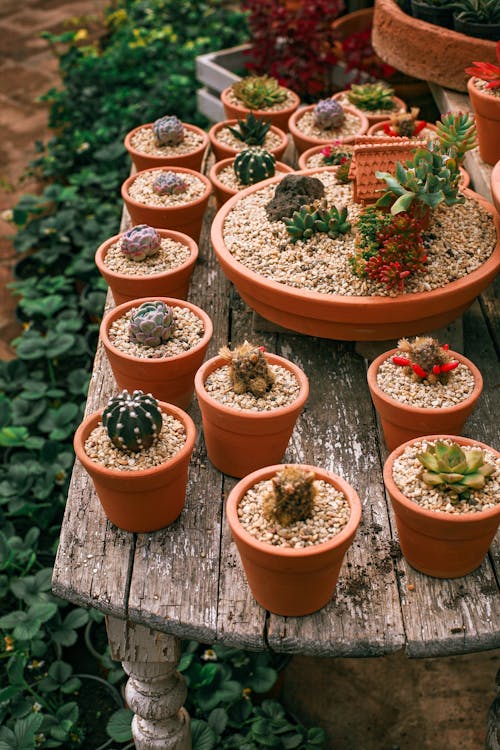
xmin=210 ymin=167 xmax=500 ymax=341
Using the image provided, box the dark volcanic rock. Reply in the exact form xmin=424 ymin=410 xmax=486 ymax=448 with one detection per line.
xmin=265 ymin=174 xmax=325 ymax=221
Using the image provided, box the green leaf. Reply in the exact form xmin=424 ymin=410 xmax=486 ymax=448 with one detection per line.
xmin=208 ymin=707 xmax=228 ymax=735
xmin=248 ymin=666 xmax=277 ymax=694
xmin=391 ymin=192 xmax=414 ymax=214
xmin=106 ymin=709 xmax=133 ymax=742
xmin=190 ymin=720 xmax=217 ymax=750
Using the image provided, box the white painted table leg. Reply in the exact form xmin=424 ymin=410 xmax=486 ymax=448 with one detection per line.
xmin=106 ymin=617 xmax=191 ymax=750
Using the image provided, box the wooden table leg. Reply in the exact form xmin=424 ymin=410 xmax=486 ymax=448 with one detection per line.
xmin=106 ymin=617 xmax=191 ymax=750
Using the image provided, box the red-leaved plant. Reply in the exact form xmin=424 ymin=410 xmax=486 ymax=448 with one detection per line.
xmin=340 ymin=29 xmax=396 ymax=83
xmin=465 ymin=41 xmax=500 ymax=89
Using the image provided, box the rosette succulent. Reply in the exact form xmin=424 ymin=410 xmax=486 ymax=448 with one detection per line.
xmin=102 ymin=389 xmax=163 ymax=452
xmin=129 ymin=301 xmax=175 ymax=347
xmin=228 ymin=112 xmax=272 ymax=147
xmin=153 ymin=171 xmax=187 ymax=196
xmin=152 ymin=115 xmax=185 ymax=146
xmin=418 ymin=441 xmax=495 ymax=503
xmin=347 ymin=82 xmax=395 ymax=112
xmin=313 ymin=99 xmax=345 ymax=130
xmin=231 ymin=75 xmax=288 ymax=110
xmin=120 ymin=224 xmax=162 ymax=262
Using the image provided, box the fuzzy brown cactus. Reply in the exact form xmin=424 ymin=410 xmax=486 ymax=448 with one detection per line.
xmin=262 ymin=465 xmax=317 ymax=526
xmin=385 ymin=107 xmax=423 ymax=138
xmin=219 ymin=341 xmax=275 ymax=397
xmin=393 ymin=336 xmax=458 ymax=384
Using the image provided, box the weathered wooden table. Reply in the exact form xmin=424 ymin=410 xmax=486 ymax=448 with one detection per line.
xmin=53 ymin=93 xmax=500 ymax=750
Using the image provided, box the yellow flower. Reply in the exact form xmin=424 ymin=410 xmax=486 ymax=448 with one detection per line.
xmin=74 ymin=29 xmax=88 ymax=41
xmin=242 ymin=687 xmax=252 ymax=699
xmin=201 ymin=648 xmax=217 ymax=661
xmin=4 ymin=636 xmax=14 ymax=652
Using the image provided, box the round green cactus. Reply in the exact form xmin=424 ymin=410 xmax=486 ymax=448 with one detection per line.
xmin=102 ymin=389 xmax=163 ymax=452
xmin=233 ymin=147 xmax=276 ymax=185
xmin=129 ymin=301 xmax=175 ymax=347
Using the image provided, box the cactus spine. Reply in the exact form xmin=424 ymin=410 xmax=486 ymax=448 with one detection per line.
xmin=219 ymin=341 xmax=275 ymax=397
xmin=128 ymin=301 xmax=175 ymax=347
xmin=120 ymin=225 xmax=162 ymax=262
xmin=102 ymin=389 xmax=163 ymax=452
xmin=233 ymin=147 xmax=276 ymax=185
xmin=262 ymin=465 xmax=317 ymax=526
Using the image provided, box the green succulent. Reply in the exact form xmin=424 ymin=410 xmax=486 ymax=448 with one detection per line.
xmin=284 ymin=205 xmax=318 ymax=243
xmin=435 ymin=112 xmax=477 ymax=165
xmin=231 ymin=75 xmax=288 ymax=110
xmin=347 ymin=83 xmax=395 ymax=112
xmin=418 ymin=441 xmax=495 ymax=503
xmin=102 ymin=390 xmax=163 ymax=453
xmin=453 ymin=0 xmax=500 ymax=23
xmin=284 ymin=202 xmax=351 ymax=242
xmin=314 ymin=203 xmax=351 ymax=238
xmin=233 ymin=147 xmax=276 ymax=185
xmin=228 ymin=112 xmax=272 ymax=146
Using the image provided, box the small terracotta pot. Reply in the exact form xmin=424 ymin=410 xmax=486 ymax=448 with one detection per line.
xmin=209 ymin=158 xmax=294 ymax=209
xmin=467 ymin=77 xmax=500 ymax=166
xmin=124 ymin=122 xmax=209 ymax=172
xmin=297 ymin=138 xmax=355 ymax=170
xmin=74 ymin=401 xmax=196 ymax=532
xmin=95 ymin=229 xmax=198 ymax=306
xmin=491 ymin=160 xmax=500 ymax=216
xmin=383 ymin=435 xmax=500 ymax=577
xmin=226 ymin=464 xmax=362 ymax=614
xmin=288 ymin=105 xmax=369 ymax=155
xmin=100 ymin=296 xmax=213 ymax=410
xmin=367 ymin=349 xmax=483 ymax=451
xmin=332 ymin=90 xmax=407 ymax=127
xmin=195 ymin=353 xmax=309 ymax=477
xmin=208 ymin=120 xmax=288 ymax=162
xmin=220 ymin=85 xmax=300 ymax=133
xmin=367 ymin=120 xmax=437 ymax=138
xmin=121 ymin=166 xmax=212 ymax=241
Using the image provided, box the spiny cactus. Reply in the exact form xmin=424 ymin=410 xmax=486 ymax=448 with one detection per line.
xmin=417 ymin=441 xmax=495 ymax=503
xmin=435 ymin=112 xmax=477 ymax=165
xmin=228 ymin=112 xmax=272 ymax=147
xmin=393 ymin=337 xmax=458 ymax=383
xmin=121 ymin=225 xmax=162 ymax=262
xmin=384 ymin=108 xmax=425 ymax=138
xmin=129 ymin=301 xmax=175 ymax=347
xmin=313 ymin=99 xmax=345 ymax=130
xmin=233 ymin=147 xmax=276 ymax=185
xmin=219 ymin=341 xmax=275 ymax=398
xmin=152 ymin=115 xmax=185 ymax=146
xmin=284 ymin=202 xmax=351 ymax=243
xmin=231 ymin=75 xmax=288 ymax=110
xmin=152 ymin=171 xmax=187 ymax=196
xmin=102 ymin=389 xmax=163 ymax=453
xmin=262 ymin=465 xmax=317 ymax=526
xmin=347 ymin=82 xmax=395 ymax=112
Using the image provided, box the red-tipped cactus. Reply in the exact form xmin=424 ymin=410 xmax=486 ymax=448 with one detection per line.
xmin=152 ymin=115 xmax=185 ymax=146
xmin=120 ymin=224 xmax=162 ymax=262
xmin=102 ymin=389 xmax=163 ymax=452
xmin=152 ymin=171 xmax=187 ymax=196
xmin=393 ymin=336 xmax=458 ymax=384
xmin=128 ymin=301 xmax=175 ymax=347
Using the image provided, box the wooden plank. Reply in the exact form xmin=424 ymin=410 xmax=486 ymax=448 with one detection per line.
xmin=479 ymin=276 xmax=499 ymax=356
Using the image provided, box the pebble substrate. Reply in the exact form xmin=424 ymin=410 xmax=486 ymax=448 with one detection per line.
xmin=474 ymin=78 xmax=500 ymax=99
xmin=85 ymin=412 xmax=186 ymax=471
xmin=128 ymin=171 xmax=206 ymax=207
xmin=226 ymin=87 xmax=297 ymax=112
xmin=214 ymin=126 xmax=283 ymax=153
xmin=392 ymin=438 xmax=500 ymax=514
xmin=104 ymin=236 xmax=190 ymax=276
xmin=376 ymin=355 xmax=475 ymax=408
xmin=294 ymin=109 xmax=364 ymax=139
xmin=238 ymin=478 xmax=351 ymax=547
xmin=204 ymin=363 xmax=300 ymax=411
xmin=109 ymin=305 xmax=204 ymax=358
xmin=304 ymin=150 xmax=352 ymax=169
xmin=336 ymin=92 xmax=404 ymax=116
xmin=216 ymin=163 xmax=290 ymax=191
xmin=222 ymin=171 xmax=497 ymax=298
xmin=130 ymin=126 xmax=205 ymax=156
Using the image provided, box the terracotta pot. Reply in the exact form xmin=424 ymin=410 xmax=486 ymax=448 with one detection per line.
xmin=208 ymin=120 xmax=289 ymax=162
xmin=74 ymin=401 xmax=196 ymax=532
xmin=297 ymin=138 xmax=355 ymax=170
xmin=226 ymin=464 xmax=362 ymax=614
xmin=95 ymin=229 xmax=198 ymax=306
xmin=367 ymin=120 xmax=437 ymax=138
xmin=124 ymin=122 xmax=209 ymax=172
xmin=194 ymin=353 xmax=309 ymax=477
xmin=367 ymin=348 xmax=483 ymax=451
xmin=467 ymin=78 xmax=500 ymax=167
xmin=332 ymin=7 xmax=374 ymax=38
xmin=332 ymin=90 xmax=407 ymax=127
xmin=100 ymin=296 xmax=213 ymax=409
xmin=209 ymin=157 xmax=293 ymax=209
xmin=383 ymin=435 xmax=500 ymax=577
xmin=288 ymin=105 xmax=369 ymax=155
xmin=210 ymin=169 xmax=500 ymax=340
xmin=220 ymin=85 xmax=300 ymax=133
xmin=121 ymin=166 xmax=212 ymax=241
xmin=491 ymin=160 xmax=500 ymax=216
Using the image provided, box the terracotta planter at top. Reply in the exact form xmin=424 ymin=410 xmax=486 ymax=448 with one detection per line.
xmin=194 ymin=353 xmax=309 ymax=477
xmin=332 ymin=90 xmax=407 ymax=127
xmin=121 ymin=166 xmax=212 ymax=242
xmin=74 ymin=401 xmax=196 ymax=533
xmin=383 ymin=435 xmax=500 ymax=577
xmin=124 ymin=122 xmax=209 ymax=172
xmin=95 ymin=229 xmax=198 ymax=306
xmin=208 ymin=120 xmax=288 ymax=162
xmin=209 ymin=157 xmax=293 ymax=209
xmin=220 ymin=85 xmax=300 ymax=133
xmin=226 ymin=464 xmax=362 ymax=615
xmin=100 ymin=296 xmax=213 ymax=410
xmin=297 ymin=139 xmax=355 ymax=171
xmin=288 ymin=105 xmax=369 ymax=155
xmin=367 ymin=349 xmax=483 ymax=451
xmin=467 ymin=78 xmax=500 ymax=167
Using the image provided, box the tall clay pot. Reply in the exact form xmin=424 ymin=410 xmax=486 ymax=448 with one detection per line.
xmin=220 ymin=85 xmax=300 ymax=133
xmin=226 ymin=464 xmax=362 ymax=615
xmin=124 ymin=122 xmax=209 ymax=172
xmin=467 ymin=77 xmax=500 ymax=166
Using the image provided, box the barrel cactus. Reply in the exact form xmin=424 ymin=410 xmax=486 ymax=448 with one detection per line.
xmin=313 ymin=99 xmax=345 ymax=130
xmin=233 ymin=147 xmax=276 ymax=185
xmin=262 ymin=465 xmax=317 ymax=526
xmin=153 ymin=171 xmax=187 ymax=196
xmin=129 ymin=301 xmax=175 ymax=347
xmin=219 ymin=341 xmax=275 ymax=397
xmin=102 ymin=389 xmax=163 ymax=452
xmin=120 ymin=225 xmax=162 ymax=262
xmin=152 ymin=115 xmax=185 ymax=146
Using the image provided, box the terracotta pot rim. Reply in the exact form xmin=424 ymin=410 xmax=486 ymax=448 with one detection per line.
xmin=194 ymin=353 xmax=309 ymax=420
xmin=297 ymin=139 xmax=356 ymax=170
xmin=209 ymin=158 xmax=293 ymax=194
xmin=74 ymin=400 xmax=196 ymax=481
xmin=124 ymin=122 xmax=209 ymax=162
xmin=100 ymin=296 xmax=213 ymax=366
xmin=383 ymin=434 xmax=500 ymax=525
xmin=491 ymin=160 xmax=500 ymax=214
xmin=467 ymin=76 xmax=500 ymax=105
xmin=95 ymin=229 xmax=198 ymax=283
xmin=288 ymin=105 xmax=369 ymax=146
xmin=367 ymin=348 xmax=483 ymax=416
xmin=121 ymin=166 xmax=212 ymax=213
xmin=208 ymin=119 xmax=288 ymax=156
xmin=226 ymin=463 xmax=362 ymax=558
xmin=220 ymin=85 xmax=301 ymax=118
xmin=367 ymin=121 xmax=437 ymax=137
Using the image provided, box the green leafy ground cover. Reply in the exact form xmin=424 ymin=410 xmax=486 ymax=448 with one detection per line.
xmin=0 ymin=1 xmax=325 ymax=747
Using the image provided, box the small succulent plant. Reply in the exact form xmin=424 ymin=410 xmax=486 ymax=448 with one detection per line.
xmin=120 ymin=224 xmax=162 ymax=262
xmin=152 ymin=171 xmax=187 ymax=196
xmin=383 ymin=108 xmax=426 ymax=138
xmin=466 ymin=41 xmax=500 ymax=88
xmin=152 ymin=115 xmax=185 ymax=146
xmin=129 ymin=301 xmax=175 ymax=347
xmin=320 ymin=142 xmax=353 ymax=166
xmin=233 ymin=147 xmax=276 ymax=185
xmin=231 ymin=75 xmax=288 ymax=110
xmin=284 ymin=205 xmax=318 ymax=242
xmin=347 ymin=83 xmax=395 ymax=112
xmin=219 ymin=341 xmax=275 ymax=398
xmin=228 ymin=112 xmax=272 ymax=147
xmin=262 ymin=465 xmax=317 ymax=526
xmin=417 ymin=441 xmax=495 ymax=503
xmin=102 ymin=389 xmax=163 ymax=452
xmin=435 ymin=112 xmax=477 ymax=164
xmin=335 ymin=157 xmax=353 ymax=184
xmin=455 ymin=0 xmax=500 ymax=24
xmin=284 ymin=202 xmax=351 ymax=243
xmin=313 ymin=99 xmax=345 ymax=130
xmin=392 ymin=337 xmax=458 ymax=383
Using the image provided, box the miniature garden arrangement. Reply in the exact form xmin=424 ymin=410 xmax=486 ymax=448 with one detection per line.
xmin=124 ymin=113 xmax=209 ymax=172
xmin=220 ymin=74 xmax=300 ymax=131
xmin=466 ymin=41 xmax=500 ymax=165
xmin=209 ymin=146 xmax=293 ymax=207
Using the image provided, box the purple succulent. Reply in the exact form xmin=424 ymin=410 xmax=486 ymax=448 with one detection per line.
xmin=120 ymin=225 xmax=162 ymax=262
xmin=152 ymin=115 xmax=185 ymax=146
xmin=129 ymin=301 xmax=175 ymax=347
xmin=152 ymin=171 xmax=187 ymax=196
xmin=313 ymin=99 xmax=345 ymax=130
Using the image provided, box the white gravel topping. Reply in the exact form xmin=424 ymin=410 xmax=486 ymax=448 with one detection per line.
xmin=376 ymin=355 xmax=476 ymax=408
xmin=226 ymin=87 xmax=297 ymax=112
xmin=294 ymin=109 xmax=364 ymax=139
xmin=85 ymin=412 xmax=186 ymax=470
xmin=336 ymin=92 xmax=404 ymax=116
xmin=103 ymin=236 xmax=190 ymax=276
xmin=216 ymin=163 xmax=290 ymax=191
xmin=130 ymin=126 xmax=205 ymax=156
xmin=392 ymin=438 xmax=500 ymax=514
xmin=128 ymin=171 xmax=206 ymax=207
xmin=237 ymin=478 xmax=351 ymax=547
xmin=221 ymin=171 xmax=496 ymax=298
xmin=204 ymin=363 xmax=300 ymax=411
xmin=473 ymin=78 xmax=500 ymax=99
xmin=108 ymin=305 xmax=204 ymax=358
xmin=214 ymin=126 xmax=283 ymax=153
